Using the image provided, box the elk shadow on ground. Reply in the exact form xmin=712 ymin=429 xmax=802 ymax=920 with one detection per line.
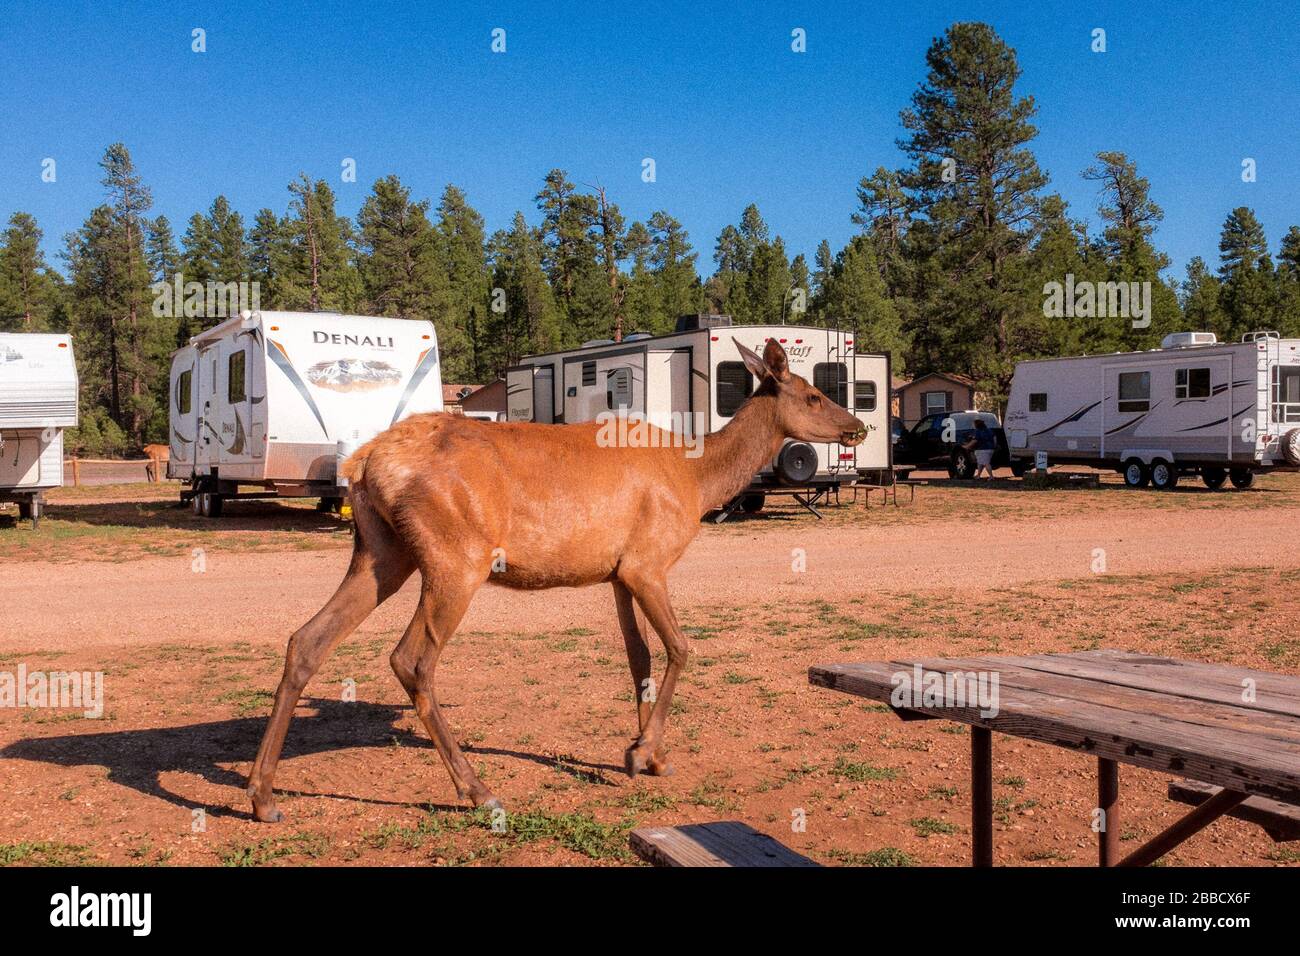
xmin=0 ymin=698 xmax=623 ymax=821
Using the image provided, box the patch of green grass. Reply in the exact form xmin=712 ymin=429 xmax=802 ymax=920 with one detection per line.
xmin=722 ymin=670 xmax=757 ymax=685
xmin=831 ymin=757 xmax=898 ymax=783
xmin=218 ymin=831 xmax=330 ymax=867
xmin=0 ymin=841 xmax=91 ymax=866
xmin=216 ymin=688 xmax=274 ymax=716
xmin=827 ymin=846 xmax=914 ymax=867
xmin=909 ymin=816 xmax=960 ymax=838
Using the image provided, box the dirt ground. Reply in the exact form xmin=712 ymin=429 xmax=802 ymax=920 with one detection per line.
xmin=1 ymin=472 xmax=1298 ymax=867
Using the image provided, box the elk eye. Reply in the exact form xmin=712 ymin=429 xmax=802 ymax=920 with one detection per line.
xmin=806 ymin=394 xmax=820 ymax=407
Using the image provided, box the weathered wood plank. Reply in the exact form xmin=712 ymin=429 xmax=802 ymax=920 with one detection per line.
xmin=907 ymin=655 xmax=1300 ymax=745
xmin=1001 ymin=653 xmax=1300 ymax=718
xmin=809 ymin=660 xmax=1300 ymax=804
xmin=1168 ymin=779 xmax=1300 ymax=842
xmin=629 ymin=822 xmax=821 ymax=867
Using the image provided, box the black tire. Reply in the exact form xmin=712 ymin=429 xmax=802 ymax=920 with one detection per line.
xmin=208 ymin=493 xmax=224 ymax=518
xmin=948 ymin=449 xmax=975 ymax=480
xmin=740 ymin=493 xmax=766 ymax=514
xmin=1150 ymin=459 xmax=1179 ymax=490
xmin=1229 ymin=468 xmax=1255 ymax=489
xmin=1009 ymin=460 xmax=1028 ymax=478
xmin=1201 ymin=466 xmax=1227 ymax=490
xmin=191 ymin=492 xmax=203 ymax=516
xmin=775 ymin=442 xmax=817 ymax=485
xmin=1122 ymin=458 xmax=1150 ymax=488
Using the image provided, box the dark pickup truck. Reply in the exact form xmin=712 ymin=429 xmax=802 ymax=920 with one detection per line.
xmin=892 ymin=411 xmax=1026 ymax=478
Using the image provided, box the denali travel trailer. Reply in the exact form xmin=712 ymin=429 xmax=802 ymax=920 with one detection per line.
xmin=1005 ymin=331 xmax=1300 ymax=489
xmin=0 ymin=333 xmax=78 ymax=526
xmin=168 ymin=310 xmax=443 ymax=515
xmin=506 ymin=316 xmax=891 ymax=516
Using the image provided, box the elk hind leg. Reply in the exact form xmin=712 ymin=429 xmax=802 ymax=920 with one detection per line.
xmin=613 ymin=581 xmax=673 ymax=776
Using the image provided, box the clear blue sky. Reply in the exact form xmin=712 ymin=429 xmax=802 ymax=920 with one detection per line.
xmin=2 ymin=0 xmax=1297 ymax=281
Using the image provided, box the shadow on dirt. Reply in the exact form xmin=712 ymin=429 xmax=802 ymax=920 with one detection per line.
xmin=0 ymin=698 xmax=624 ymax=819
xmin=36 ymin=497 xmax=350 ymax=534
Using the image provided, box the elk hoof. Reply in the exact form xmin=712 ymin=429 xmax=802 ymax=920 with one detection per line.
xmin=645 ymin=755 xmax=675 ymax=777
xmin=624 ymin=744 xmax=653 ymax=778
xmin=252 ymin=803 xmax=283 ymax=823
xmin=474 ymin=794 xmax=504 ymax=813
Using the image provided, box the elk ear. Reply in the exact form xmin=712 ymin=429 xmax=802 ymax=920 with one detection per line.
xmin=734 ymin=338 xmax=769 ymax=380
xmin=762 ymin=339 xmax=791 ymax=382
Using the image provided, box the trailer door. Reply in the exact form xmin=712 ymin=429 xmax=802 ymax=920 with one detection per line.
xmin=533 ymin=365 xmax=554 ymax=423
xmin=169 ymin=350 xmax=199 ymax=477
xmin=852 ymin=354 xmax=891 ymax=471
xmin=196 ymin=345 xmax=219 ymax=473
xmin=506 ymin=366 xmax=535 ymax=422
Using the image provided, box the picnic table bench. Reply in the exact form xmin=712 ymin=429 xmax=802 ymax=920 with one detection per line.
xmin=810 ymin=650 xmax=1300 ymax=866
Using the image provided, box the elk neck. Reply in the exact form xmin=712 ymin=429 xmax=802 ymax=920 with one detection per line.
xmin=688 ymin=390 xmax=788 ymax=514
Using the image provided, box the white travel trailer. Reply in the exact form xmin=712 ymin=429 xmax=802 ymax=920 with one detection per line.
xmin=0 ymin=333 xmax=78 ymax=526
xmin=506 ymin=316 xmax=892 ymax=517
xmin=1005 ymin=331 xmax=1300 ymax=489
xmin=168 ymin=310 xmax=443 ymax=516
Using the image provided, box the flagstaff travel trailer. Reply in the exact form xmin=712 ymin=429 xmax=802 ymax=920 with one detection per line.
xmin=1005 ymin=331 xmax=1300 ymax=489
xmin=168 ymin=310 xmax=443 ymax=516
xmin=506 ymin=316 xmax=891 ymax=517
xmin=0 ymin=333 xmax=78 ymax=526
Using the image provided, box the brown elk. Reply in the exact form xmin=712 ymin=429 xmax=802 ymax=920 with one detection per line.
xmin=247 ymin=338 xmax=865 ymax=821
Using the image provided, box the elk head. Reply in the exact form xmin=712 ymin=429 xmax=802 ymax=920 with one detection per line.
xmin=735 ymin=338 xmax=867 ymax=446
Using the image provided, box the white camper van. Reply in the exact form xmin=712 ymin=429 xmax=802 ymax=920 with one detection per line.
xmin=506 ymin=316 xmax=891 ymax=516
xmin=0 ymin=333 xmax=78 ymax=526
xmin=168 ymin=310 xmax=443 ymax=516
xmin=1005 ymin=331 xmax=1300 ymax=489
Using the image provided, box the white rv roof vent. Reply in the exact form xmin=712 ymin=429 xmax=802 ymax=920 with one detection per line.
xmin=581 ymin=338 xmax=615 ymax=348
xmin=624 ymin=332 xmax=652 ymax=341
xmin=1161 ymin=332 xmax=1217 ymax=349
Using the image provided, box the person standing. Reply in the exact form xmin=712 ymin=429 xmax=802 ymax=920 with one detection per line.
xmin=968 ymin=419 xmax=997 ymax=480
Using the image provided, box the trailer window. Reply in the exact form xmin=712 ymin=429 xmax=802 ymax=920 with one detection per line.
xmin=1029 ymin=393 xmax=1047 ymax=412
xmin=1175 ymin=367 xmax=1211 ymax=399
xmin=1117 ymin=371 xmax=1150 ymax=413
xmin=606 ymin=367 xmax=633 ymax=410
xmin=716 ymin=361 xmax=754 ymax=417
xmin=1273 ymin=366 xmax=1300 ymax=423
xmin=813 ymin=362 xmax=848 ymax=407
xmin=581 ymin=361 xmax=597 ymax=387
xmin=228 ymin=350 xmax=246 ymax=403
xmin=853 ymin=380 xmax=877 ymax=412
xmin=177 ymin=370 xmax=192 ymax=414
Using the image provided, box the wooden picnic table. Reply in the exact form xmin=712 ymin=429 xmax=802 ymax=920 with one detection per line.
xmin=809 ymin=650 xmax=1300 ymax=866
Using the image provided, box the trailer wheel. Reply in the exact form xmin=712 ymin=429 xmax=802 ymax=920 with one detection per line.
xmin=1010 ymin=460 xmax=1028 ymax=478
xmin=1150 ymin=459 xmax=1179 ymax=490
xmin=198 ymin=491 xmax=224 ymax=518
xmin=1201 ymin=467 xmax=1227 ymax=490
xmin=191 ymin=491 xmax=204 ymax=516
xmin=1122 ymin=459 xmax=1149 ymax=488
xmin=740 ymin=493 xmax=766 ymax=514
xmin=1229 ymin=468 xmax=1255 ymax=489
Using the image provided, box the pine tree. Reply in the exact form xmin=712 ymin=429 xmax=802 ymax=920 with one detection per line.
xmin=1277 ymin=226 xmax=1300 ymax=337
xmin=248 ymin=208 xmax=294 ymax=309
xmin=485 ymin=212 xmax=561 ymax=369
xmin=1081 ymin=151 xmax=1180 ymax=350
xmin=852 ymin=167 xmax=909 ymax=295
xmin=144 ymin=215 xmax=180 ymax=285
xmin=356 ymin=174 xmax=444 ymax=320
xmin=208 ymin=196 xmax=249 ymax=284
xmin=0 ymin=212 xmax=61 ymax=332
xmin=434 ymin=185 xmax=490 ymax=381
xmin=98 ymin=143 xmax=168 ymax=444
xmin=818 ymin=235 xmax=907 ymax=368
xmin=1180 ymin=256 xmax=1228 ymax=337
xmin=1218 ymin=207 xmax=1278 ymax=340
xmin=647 ymin=211 xmax=701 ymax=329
xmin=898 ymin=22 xmax=1048 ymax=397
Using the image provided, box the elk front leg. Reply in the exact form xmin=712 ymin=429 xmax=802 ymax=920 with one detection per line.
xmin=618 ymin=573 xmax=689 ymax=778
xmin=612 ymin=580 xmax=674 ymax=776
xmin=248 ymin=549 xmax=411 ymax=822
